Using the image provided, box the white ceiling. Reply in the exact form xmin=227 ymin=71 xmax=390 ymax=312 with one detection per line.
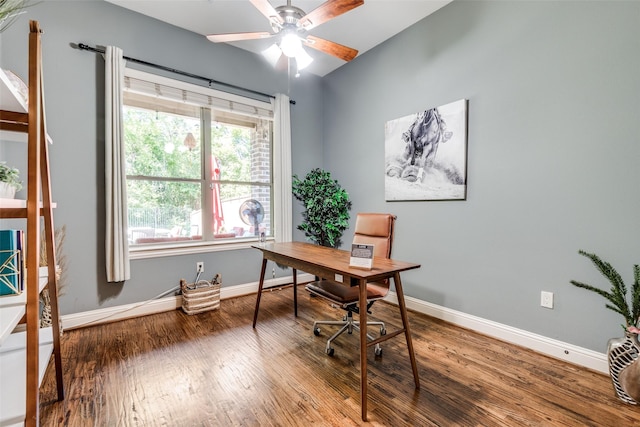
xmin=106 ymin=0 xmax=453 ymax=77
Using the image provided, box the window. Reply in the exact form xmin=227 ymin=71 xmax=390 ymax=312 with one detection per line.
xmin=122 ymin=69 xmax=290 ymax=258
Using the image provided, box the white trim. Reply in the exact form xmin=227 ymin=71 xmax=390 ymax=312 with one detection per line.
xmin=62 ymin=295 xmax=182 ymax=330
xmin=129 ymin=238 xmax=260 ymax=260
xmin=61 ymin=273 xmax=315 ymax=330
xmin=384 ymin=292 xmax=608 ymax=374
xmin=60 ymin=277 xmax=607 ymax=374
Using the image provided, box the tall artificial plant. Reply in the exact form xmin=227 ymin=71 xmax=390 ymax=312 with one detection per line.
xmin=570 ymin=250 xmax=640 ymax=331
xmin=292 ymin=168 xmax=352 ymax=248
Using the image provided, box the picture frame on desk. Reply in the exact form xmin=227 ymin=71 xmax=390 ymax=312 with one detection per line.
xmin=349 ymin=243 xmax=374 ymax=270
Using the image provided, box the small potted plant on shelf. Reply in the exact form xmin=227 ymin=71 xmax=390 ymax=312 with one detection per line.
xmin=0 ymin=161 xmax=22 ymax=198
xmin=570 ymin=249 xmax=640 ymax=404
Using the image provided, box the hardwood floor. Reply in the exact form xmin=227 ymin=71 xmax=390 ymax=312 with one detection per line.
xmin=40 ymin=285 xmax=640 ymax=426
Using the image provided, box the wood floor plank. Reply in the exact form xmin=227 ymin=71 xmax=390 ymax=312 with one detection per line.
xmin=39 ymin=285 xmax=640 ymax=426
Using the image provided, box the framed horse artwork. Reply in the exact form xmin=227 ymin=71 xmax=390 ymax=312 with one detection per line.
xmin=385 ymin=99 xmax=468 ymax=201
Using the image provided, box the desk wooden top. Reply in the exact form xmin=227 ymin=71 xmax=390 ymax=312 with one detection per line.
xmin=252 ymin=241 xmax=420 ymax=282
xmin=251 ymin=241 xmax=422 ymax=421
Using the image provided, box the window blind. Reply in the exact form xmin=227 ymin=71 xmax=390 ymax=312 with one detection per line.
xmin=124 ymin=68 xmax=273 ymax=120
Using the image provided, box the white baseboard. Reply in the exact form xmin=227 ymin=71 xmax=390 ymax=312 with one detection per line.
xmin=61 ymin=273 xmax=315 ymax=331
xmin=384 ymin=291 xmax=608 ymax=375
xmin=61 ymin=295 xmax=183 ymax=330
xmin=61 ymin=274 xmax=607 ymax=375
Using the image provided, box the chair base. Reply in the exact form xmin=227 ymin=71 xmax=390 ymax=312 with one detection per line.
xmin=312 ymin=310 xmax=386 ymax=357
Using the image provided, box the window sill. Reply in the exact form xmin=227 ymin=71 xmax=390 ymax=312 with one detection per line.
xmin=129 ymin=238 xmax=268 ymax=260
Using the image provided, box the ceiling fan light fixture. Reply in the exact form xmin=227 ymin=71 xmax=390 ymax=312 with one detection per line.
xmin=295 ymin=47 xmax=314 ymax=71
xmin=262 ymin=43 xmax=283 ymax=67
xmin=280 ymin=31 xmax=302 ymax=58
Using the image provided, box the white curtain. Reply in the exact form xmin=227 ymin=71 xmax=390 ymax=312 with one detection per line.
xmin=272 ymin=93 xmax=292 ymax=243
xmin=104 ymin=46 xmax=130 ymax=282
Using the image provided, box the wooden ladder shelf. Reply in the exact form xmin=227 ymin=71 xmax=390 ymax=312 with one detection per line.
xmin=0 ymin=20 xmax=64 ymax=426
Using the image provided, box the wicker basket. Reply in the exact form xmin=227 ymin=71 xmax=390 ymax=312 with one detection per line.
xmin=180 ymin=274 xmax=221 ymax=315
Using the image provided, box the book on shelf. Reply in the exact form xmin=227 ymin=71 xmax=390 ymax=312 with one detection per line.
xmin=16 ymin=228 xmax=25 ymax=289
xmin=0 ymin=229 xmax=24 ymax=296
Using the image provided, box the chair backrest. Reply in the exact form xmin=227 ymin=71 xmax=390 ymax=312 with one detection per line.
xmin=352 ymin=213 xmax=395 ymax=259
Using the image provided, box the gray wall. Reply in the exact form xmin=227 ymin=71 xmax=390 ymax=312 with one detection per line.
xmin=0 ymin=1 xmax=323 ymax=313
xmin=322 ymin=0 xmax=640 ymax=353
xmin=1 ymin=0 xmax=638 ymax=354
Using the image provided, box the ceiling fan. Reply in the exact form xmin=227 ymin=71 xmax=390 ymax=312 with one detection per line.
xmin=206 ymin=0 xmax=364 ymax=74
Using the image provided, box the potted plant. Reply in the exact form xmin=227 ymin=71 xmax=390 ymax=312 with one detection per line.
xmin=292 ymin=168 xmax=352 ymax=248
xmin=0 ymin=161 xmax=22 ymax=198
xmin=570 ymin=249 xmax=640 ymax=404
xmin=0 ymin=0 xmax=30 ymax=33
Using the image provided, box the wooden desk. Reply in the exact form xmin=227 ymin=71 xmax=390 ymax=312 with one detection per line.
xmin=252 ymin=241 xmax=420 ymax=421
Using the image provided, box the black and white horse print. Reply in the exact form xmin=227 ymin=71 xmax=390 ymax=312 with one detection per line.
xmin=385 ymin=99 xmax=468 ymax=201
xmin=385 ymin=108 xmax=452 ymax=183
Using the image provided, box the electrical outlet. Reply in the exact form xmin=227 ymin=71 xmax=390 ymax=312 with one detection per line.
xmin=272 ymin=268 xmax=275 ymax=279
xmin=541 ymin=291 xmax=554 ymax=309
xmin=196 ymin=262 xmax=204 ymax=273
xmin=335 ymin=274 xmax=343 ymax=283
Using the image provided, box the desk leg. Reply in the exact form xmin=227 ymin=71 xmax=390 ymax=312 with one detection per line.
xmin=293 ymin=268 xmax=298 ymax=317
xmin=394 ymin=272 xmax=420 ymax=389
xmin=359 ymin=278 xmax=368 ymax=421
xmin=252 ymin=258 xmax=268 ymax=328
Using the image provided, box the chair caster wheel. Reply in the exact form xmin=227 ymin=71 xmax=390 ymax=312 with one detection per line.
xmin=313 ymin=327 xmax=321 ymax=336
xmin=326 ymin=347 xmax=335 ymax=356
xmin=374 ymin=346 xmax=383 ymax=357
xmin=380 ymin=327 xmax=387 ymax=336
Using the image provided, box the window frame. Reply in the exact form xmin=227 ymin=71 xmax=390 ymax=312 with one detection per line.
xmin=123 ymin=68 xmax=291 ymax=260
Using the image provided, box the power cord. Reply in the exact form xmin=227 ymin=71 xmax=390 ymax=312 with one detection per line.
xmin=71 ymin=272 xmax=203 ymax=328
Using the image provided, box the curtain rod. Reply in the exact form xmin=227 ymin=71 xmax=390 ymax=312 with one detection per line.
xmin=73 ymin=43 xmax=295 ymax=105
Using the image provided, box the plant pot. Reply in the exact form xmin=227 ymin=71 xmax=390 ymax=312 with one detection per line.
xmin=608 ymin=332 xmax=640 ymax=404
xmin=0 ymin=181 xmax=16 ymax=199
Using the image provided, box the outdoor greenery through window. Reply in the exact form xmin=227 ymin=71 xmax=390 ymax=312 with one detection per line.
xmin=123 ymin=70 xmax=273 ymax=249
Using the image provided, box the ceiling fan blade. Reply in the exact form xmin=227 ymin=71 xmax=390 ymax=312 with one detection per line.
xmin=304 ymin=35 xmax=358 ymax=62
xmin=250 ymin=0 xmax=284 ymax=25
xmin=299 ymin=0 xmax=364 ymax=31
xmin=206 ymin=32 xmax=274 ymax=43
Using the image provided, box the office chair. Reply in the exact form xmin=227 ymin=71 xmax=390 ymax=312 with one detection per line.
xmin=305 ymin=213 xmax=396 ymax=356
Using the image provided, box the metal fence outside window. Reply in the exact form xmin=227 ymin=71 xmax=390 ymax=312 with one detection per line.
xmin=128 ymin=207 xmax=193 ymax=236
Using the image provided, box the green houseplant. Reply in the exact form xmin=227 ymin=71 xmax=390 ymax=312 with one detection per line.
xmin=0 ymin=0 xmax=31 ymax=33
xmin=570 ymin=249 xmax=640 ymax=404
xmin=0 ymin=161 xmax=22 ymax=198
xmin=570 ymin=250 xmax=640 ymax=331
xmin=292 ymin=168 xmax=352 ymax=248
